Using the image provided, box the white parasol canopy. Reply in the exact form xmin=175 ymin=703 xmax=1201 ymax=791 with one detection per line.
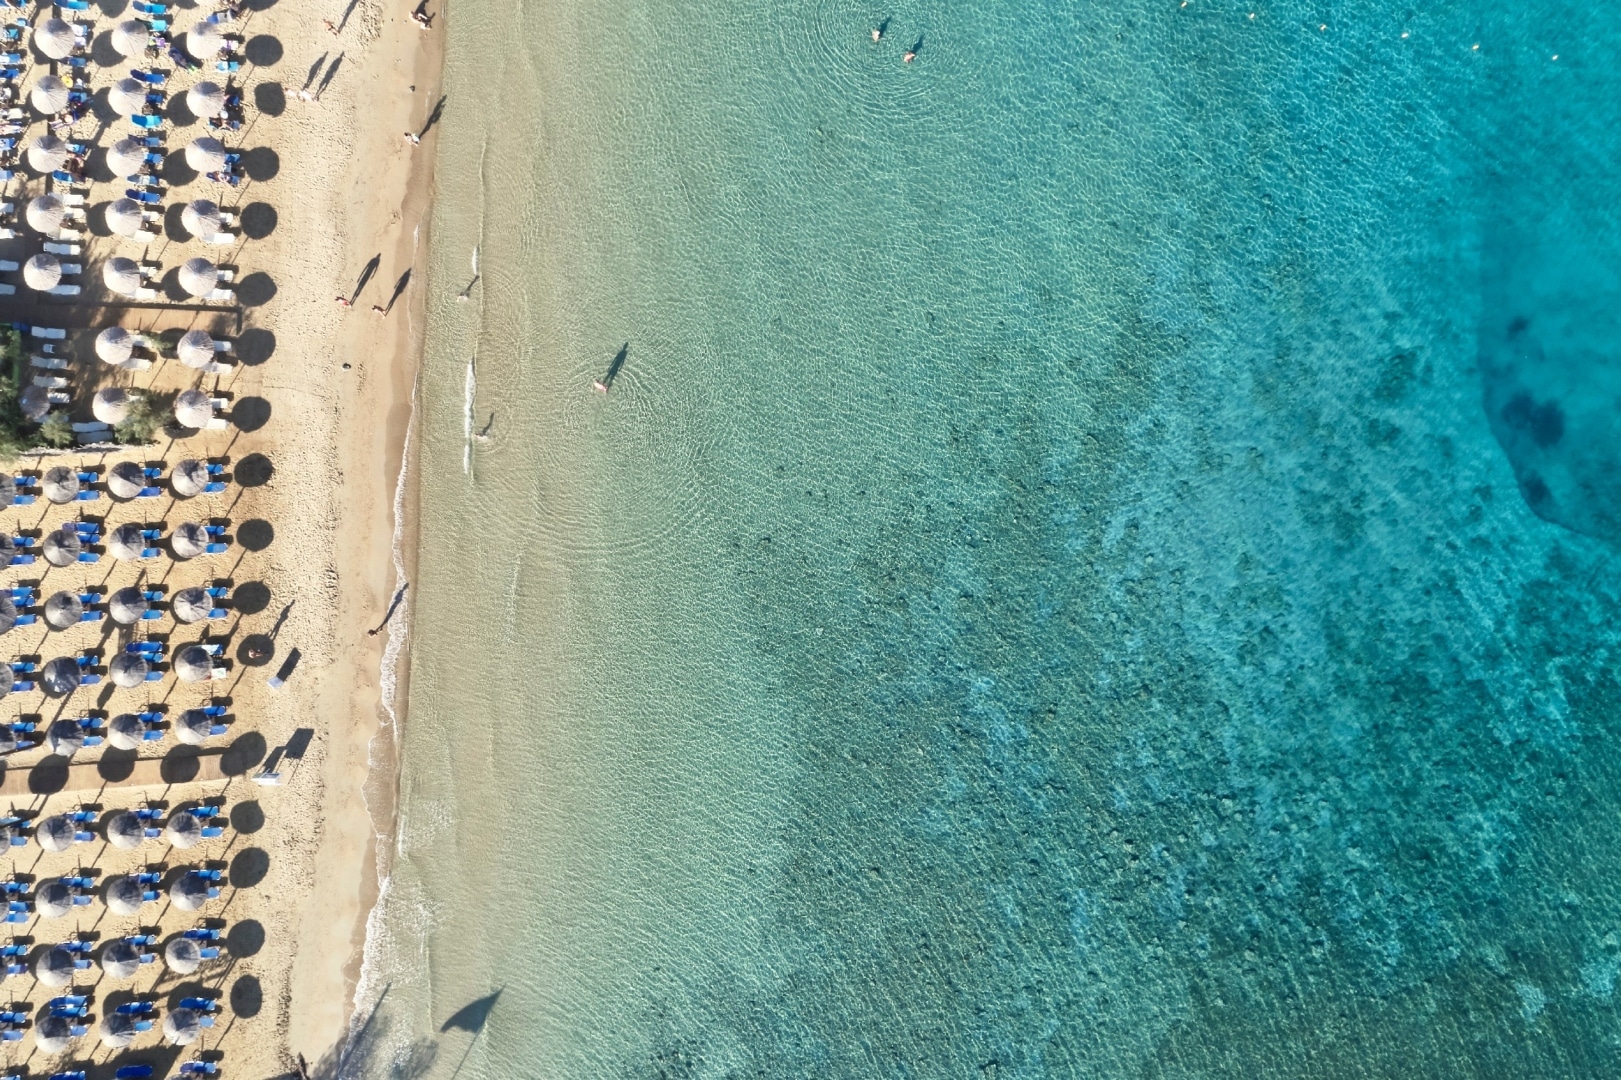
xmin=23 ymin=253 xmax=61 ymax=291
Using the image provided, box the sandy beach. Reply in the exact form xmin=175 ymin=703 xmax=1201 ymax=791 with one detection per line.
xmin=0 ymin=0 xmax=443 ymax=1073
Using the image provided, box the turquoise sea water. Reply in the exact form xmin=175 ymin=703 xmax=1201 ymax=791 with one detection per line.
xmin=354 ymin=0 xmax=1621 ymax=1076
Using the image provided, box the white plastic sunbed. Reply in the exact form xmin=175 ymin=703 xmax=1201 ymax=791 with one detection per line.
xmin=48 ymin=285 xmax=81 ymax=296
xmin=31 ymin=375 xmax=67 ymax=389
xmin=42 ymin=242 xmax=79 ymax=256
xmin=58 ymin=263 xmax=81 ymax=275
xmin=205 ymin=417 xmax=229 ymax=430
xmin=0 ymin=260 xmax=17 ymax=272
xmin=0 ymin=284 xmax=12 ymax=296
xmin=133 ymin=287 xmax=157 ymax=300
xmin=29 ymin=356 xmax=66 ymax=370
xmin=206 ymin=288 xmax=235 ymax=303
xmin=29 ymin=327 xmax=65 ymax=339
xmin=70 ymin=421 xmax=109 ymax=433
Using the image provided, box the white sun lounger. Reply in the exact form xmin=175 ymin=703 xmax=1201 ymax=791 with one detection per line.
xmin=48 ymin=285 xmax=81 ymax=296
xmin=134 ymin=287 xmax=157 ymax=300
xmin=214 ymin=339 xmax=232 ymax=352
xmin=205 ymin=417 xmax=229 ymax=430
xmin=29 ymin=327 xmax=65 ymax=339
xmin=0 ymin=284 xmax=12 ymax=296
xmin=133 ymin=229 xmax=159 ymax=243
xmin=70 ymin=421 xmax=109 ymax=433
xmin=60 ymin=193 xmax=85 ymax=207
xmin=29 ymin=356 xmax=66 ymax=370
xmin=54 ymin=228 xmax=82 ymax=241
xmin=206 ymin=288 xmax=235 ymax=303
xmin=43 ymin=242 xmax=80 ymax=256
xmin=0 ymin=260 xmax=16 ymax=272
xmin=217 ymin=268 xmax=236 ymax=283
xmin=31 ymin=375 xmax=67 ymax=389
xmin=58 ymin=263 xmax=81 ymax=275
xmin=202 ymin=232 xmax=233 ymax=246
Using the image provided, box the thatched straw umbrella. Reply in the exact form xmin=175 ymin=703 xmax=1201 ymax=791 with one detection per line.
xmin=110 ymin=652 xmax=149 ymax=688
xmin=99 ymin=941 xmax=142 ymax=982
xmin=171 ymin=521 xmax=208 ymax=560
xmin=105 ymin=874 xmax=148 ymax=916
xmin=35 ymin=1012 xmax=77 ymax=1049
xmin=109 ymin=522 xmax=148 ymax=561
xmin=105 ymin=197 xmax=145 ymax=237
xmin=178 ymin=256 xmax=219 ymax=298
xmin=27 ymin=134 xmax=68 ymax=172
xmin=175 ymin=708 xmax=216 ymax=744
xmin=171 ymin=458 xmax=209 ymax=496
xmin=35 ymin=879 xmax=71 ymax=919
xmin=181 ymin=199 xmax=222 ymax=238
xmin=42 ymin=527 xmax=81 ymax=566
xmin=109 ymin=78 xmax=148 ymax=116
xmin=43 ymin=591 xmax=83 ymax=630
xmin=97 ymin=327 xmax=136 ymax=366
xmin=106 ymin=136 xmax=147 ymax=176
xmin=106 ymin=811 xmax=145 ymax=851
xmin=164 ymin=935 xmax=201 ymax=974
xmin=174 ymin=388 xmax=214 ymax=429
xmin=0 ymin=597 xmax=16 ymax=635
xmin=40 ymin=657 xmax=81 ymax=697
xmin=187 ymin=80 xmax=227 ymax=117
xmin=173 ymin=587 xmax=213 ymax=624
xmin=184 ymin=136 xmax=227 ymax=173
xmin=42 ymin=466 xmax=78 ymax=504
xmin=28 ymin=74 xmax=68 ymax=115
xmin=178 ymin=328 xmax=216 ymax=368
xmin=108 ymin=586 xmax=148 ymax=625
xmin=169 ymin=873 xmax=213 ymax=912
xmin=165 ymin=810 xmax=202 ymax=849
xmin=99 ymin=1011 xmax=138 ymax=1046
xmin=36 ymin=814 xmax=74 ymax=852
xmin=47 ymin=720 xmax=85 ymax=756
xmin=107 ymin=460 xmax=145 ymax=500
xmin=26 ymin=193 xmax=64 ymax=233
xmin=164 ymin=1007 xmax=202 ymax=1045
xmin=93 ymin=388 xmax=131 ymax=425
xmin=174 ymin=647 xmax=216 ymax=685
xmin=32 ymin=18 xmax=75 ymax=60
xmin=108 ymin=713 xmax=145 ymax=750
xmin=19 ymin=385 xmax=50 ymax=421
xmin=184 ymin=19 xmax=225 ymax=60
xmin=104 ymin=256 xmax=143 ymax=297
xmin=24 ymin=253 xmax=62 ymax=292
xmin=111 ymin=18 xmax=147 ymax=57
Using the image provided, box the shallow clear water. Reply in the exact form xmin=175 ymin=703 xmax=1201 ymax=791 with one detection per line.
xmin=356 ymin=0 xmax=1621 ymax=1076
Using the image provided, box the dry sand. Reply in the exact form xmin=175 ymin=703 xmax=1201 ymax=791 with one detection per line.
xmin=0 ymin=0 xmax=444 ymax=1074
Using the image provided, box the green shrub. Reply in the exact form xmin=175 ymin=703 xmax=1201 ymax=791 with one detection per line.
xmin=37 ymin=411 xmax=72 ymax=448
xmin=113 ymin=392 xmax=162 ymax=445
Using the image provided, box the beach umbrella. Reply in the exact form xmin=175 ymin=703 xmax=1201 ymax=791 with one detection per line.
xmin=108 ymin=713 xmax=145 ymax=750
xmin=105 ymin=874 xmax=148 ymax=916
xmin=187 ymin=80 xmax=226 ymax=118
xmin=174 ymin=646 xmax=216 ymax=685
xmin=29 ymin=74 xmax=68 ymax=115
xmin=35 ymin=879 xmax=72 ymax=919
xmin=104 ymin=256 xmax=143 ymax=297
xmin=26 ymin=193 xmax=64 ymax=233
xmin=174 ymin=388 xmax=215 ymax=428
xmin=178 ymin=257 xmax=219 ymax=298
xmin=19 ymin=384 xmax=49 ymax=421
xmin=172 ymin=457 xmax=210 ymax=495
xmin=36 ymin=814 xmax=74 ymax=852
xmin=27 ymin=133 xmax=68 ymax=173
xmin=164 ymin=1007 xmax=202 ymax=1045
xmin=43 ymin=591 xmax=83 ymax=630
xmin=96 ymin=326 xmax=136 ymax=366
xmin=169 ymin=873 xmax=212 ymax=912
xmin=184 ymin=136 xmax=227 ymax=172
xmin=42 ymin=527 xmax=82 ymax=566
xmin=175 ymin=708 xmax=215 ymax=745
xmin=106 ymin=811 xmax=146 ymax=851
xmin=106 ymin=136 xmax=147 ymax=177
xmin=32 ymin=17 xmax=75 ymax=59
xmin=47 ymin=719 xmax=86 ymax=756
xmin=185 ymin=18 xmax=224 ymax=59
xmin=165 ymin=810 xmax=202 ymax=849
xmin=178 ymin=328 xmax=217 ymax=368
xmin=111 ymin=17 xmax=148 ymax=57
xmin=42 ymin=466 xmax=78 ymax=504
xmin=108 ymin=460 xmax=146 ymax=500
xmin=24 ymin=253 xmax=62 ymax=292
xmin=108 ymin=586 xmax=148 ymax=625
xmin=94 ymin=387 xmax=132 ymax=425
xmin=100 ymin=941 xmax=142 ymax=983
xmin=40 ymin=657 xmax=81 ymax=697
xmin=181 ymin=198 xmax=222 ymax=238
xmin=0 ymin=597 xmax=16 ymax=636
xmin=109 ymin=522 xmax=148 ymax=561
xmin=105 ymin=197 xmax=145 ymax=237
xmin=99 ymin=1010 xmax=138 ymax=1046
xmin=173 ymin=587 xmax=213 ymax=624
xmin=110 ymin=652 xmax=150 ymax=688
xmin=35 ymin=1012 xmax=77 ymax=1050
xmin=164 ymin=935 xmax=201 ymax=974
xmin=110 ymin=78 xmax=148 ymax=117
xmin=171 ymin=521 xmax=208 ymax=559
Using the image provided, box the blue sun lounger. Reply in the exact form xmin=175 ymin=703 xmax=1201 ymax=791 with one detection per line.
xmin=204 ymin=542 xmax=228 ymax=554
xmin=51 ymin=1064 xmax=88 ymax=1078
xmin=13 ymin=615 xmax=34 ymax=626
xmin=200 ymin=824 xmax=224 ymax=837
xmin=10 ymin=681 xmax=30 ymax=692
xmin=75 ymin=552 xmax=97 ymax=563
xmin=180 ymin=1063 xmax=218 ymax=1075
xmin=177 ymin=997 xmax=215 ymax=1011
xmin=8 ymin=495 xmax=31 ymax=506
xmin=0 ymin=911 xmax=21 ymax=922
xmin=200 ymin=705 xmax=227 ymax=717
xmin=116 ymin=1000 xmax=155 ymax=1015
xmin=75 ymin=491 xmax=99 ymax=501
xmin=183 ymin=928 xmax=219 ymax=940
xmin=6 ymin=555 xmax=30 ymax=565
xmin=130 ymin=114 xmax=162 ymax=129
xmin=136 ymin=871 xmax=162 ymax=885
xmin=202 ymin=481 xmax=227 ymax=493
xmin=115 ymin=1066 xmax=155 ymax=1079
xmin=136 ymin=486 xmax=161 ymax=497
xmin=126 ymin=187 xmax=162 ymax=203
xmin=198 ymin=945 xmax=221 ymax=959
xmin=142 ymin=610 xmax=163 ymax=620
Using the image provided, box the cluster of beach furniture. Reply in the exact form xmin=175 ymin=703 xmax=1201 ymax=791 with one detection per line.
xmin=0 ymin=0 xmax=280 ymax=1072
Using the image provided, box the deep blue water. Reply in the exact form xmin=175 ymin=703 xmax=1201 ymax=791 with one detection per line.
xmin=374 ymin=0 xmax=1621 ymax=1075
